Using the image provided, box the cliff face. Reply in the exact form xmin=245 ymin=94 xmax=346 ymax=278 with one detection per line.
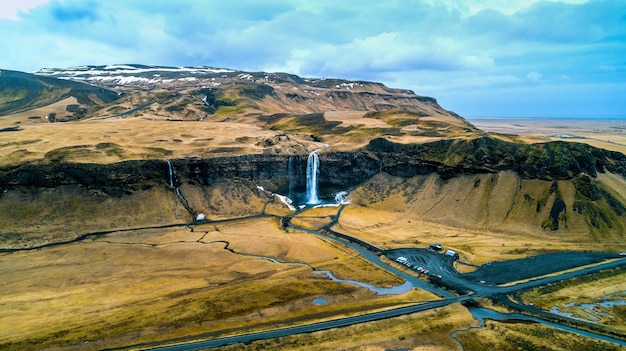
xmin=366 ymin=137 xmax=626 ymax=180
xmin=0 ymin=160 xmax=167 ymax=196
xmin=2 ymin=137 xmax=625 ymax=193
xmin=1 ymin=65 xmax=625 ymax=244
xmin=1 ymin=136 xmax=625 ymax=248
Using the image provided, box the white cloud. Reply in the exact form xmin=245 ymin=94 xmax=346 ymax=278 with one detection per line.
xmin=0 ymin=0 xmax=621 ymax=118
xmin=271 ymin=31 xmax=496 ymax=80
xmin=434 ymin=0 xmax=590 ymax=16
xmin=526 ymin=71 xmax=542 ymax=81
xmin=0 ymin=0 xmax=49 ymax=20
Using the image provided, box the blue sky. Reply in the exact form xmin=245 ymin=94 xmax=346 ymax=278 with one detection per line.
xmin=1 ymin=0 xmax=624 ymax=118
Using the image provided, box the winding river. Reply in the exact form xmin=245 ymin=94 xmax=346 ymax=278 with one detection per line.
xmin=225 ymin=250 xmax=413 ymax=296
xmin=313 ymin=270 xmax=413 ymax=295
xmin=284 ymin=206 xmax=626 ymax=348
xmin=450 ymin=307 xmax=626 ymax=348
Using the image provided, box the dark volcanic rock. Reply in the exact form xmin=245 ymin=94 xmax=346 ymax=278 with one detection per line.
xmin=1 ymin=137 xmax=625 ymax=196
xmin=0 ymin=160 xmax=166 ymax=196
xmin=366 ymin=137 xmax=626 ymax=180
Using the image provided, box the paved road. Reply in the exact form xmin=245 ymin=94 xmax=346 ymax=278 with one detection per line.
xmin=125 ymin=206 xmax=626 ymax=350
xmin=145 ymin=299 xmax=458 ymax=351
xmin=141 ymin=239 xmax=626 ymax=350
xmin=386 ymin=248 xmax=626 ymax=297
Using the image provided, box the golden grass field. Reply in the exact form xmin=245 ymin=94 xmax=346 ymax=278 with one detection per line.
xmin=1 ymin=114 xmax=625 ymax=350
xmin=0 ymin=217 xmax=437 ymax=350
xmin=0 ymin=118 xmax=279 ymax=166
xmin=337 ymin=178 xmax=626 ymax=265
xmin=0 ymin=104 xmax=468 ymax=166
xmin=220 ymin=303 xmax=476 ymax=351
xmin=335 ymin=205 xmax=622 ymax=265
xmin=520 ymin=268 xmax=626 ymax=332
xmin=0 ymin=185 xmax=190 ymax=249
xmin=455 ymin=319 xmax=624 ymax=351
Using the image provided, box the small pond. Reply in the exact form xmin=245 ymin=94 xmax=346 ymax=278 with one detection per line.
xmin=312 ymin=298 xmax=328 ymax=305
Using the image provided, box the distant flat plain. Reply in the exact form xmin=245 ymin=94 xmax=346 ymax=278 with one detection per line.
xmin=469 ymin=117 xmax=626 ymax=154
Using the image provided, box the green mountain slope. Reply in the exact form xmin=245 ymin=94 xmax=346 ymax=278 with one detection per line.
xmin=0 ymin=69 xmax=120 ymax=116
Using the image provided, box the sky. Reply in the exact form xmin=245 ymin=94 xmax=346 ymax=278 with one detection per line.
xmin=0 ymin=0 xmax=624 ymax=118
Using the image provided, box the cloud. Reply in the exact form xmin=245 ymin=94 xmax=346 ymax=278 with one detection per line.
xmin=526 ymin=71 xmax=542 ymax=81
xmin=0 ymin=0 xmax=50 ymax=20
xmin=436 ymin=0 xmax=591 ymax=16
xmin=273 ymin=32 xmax=496 ymax=80
xmin=0 ymin=0 xmax=624 ymax=117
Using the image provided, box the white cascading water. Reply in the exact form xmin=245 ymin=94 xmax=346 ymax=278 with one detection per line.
xmin=167 ymin=160 xmax=188 ymax=206
xmin=166 ymin=160 xmax=174 ymax=187
xmin=306 ymin=150 xmax=320 ymax=204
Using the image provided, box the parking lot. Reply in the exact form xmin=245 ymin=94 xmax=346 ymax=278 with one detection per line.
xmin=386 ymin=248 xmax=457 ymax=281
xmin=385 ymin=248 xmax=621 ymax=288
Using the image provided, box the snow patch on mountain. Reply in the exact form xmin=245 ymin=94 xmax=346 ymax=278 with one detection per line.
xmin=34 ymin=65 xmax=235 ymax=78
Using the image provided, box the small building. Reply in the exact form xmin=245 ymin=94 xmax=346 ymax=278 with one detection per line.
xmin=429 ymin=243 xmax=442 ymax=251
xmin=444 ymin=250 xmax=459 ymax=260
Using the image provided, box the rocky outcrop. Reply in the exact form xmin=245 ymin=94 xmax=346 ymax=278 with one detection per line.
xmin=366 ymin=137 xmax=626 ymax=180
xmin=0 ymin=160 xmax=166 ymax=196
xmin=1 ymin=136 xmax=625 ymax=243
xmin=2 ymin=137 xmax=624 ymax=197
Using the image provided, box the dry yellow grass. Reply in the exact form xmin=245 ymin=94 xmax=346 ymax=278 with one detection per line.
xmin=0 ymin=106 xmax=480 ymax=166
xmin=598 ymin=172 xmax=626 ymax=202
xmin=341 ymin=169 xmax=626 ymax=259
xmin=0 ymin=96 xmax=82 ymax=127
xmin=221 ymin=303 xmax=475 ymax=351
xmin=456 ymin=319 xmax=623 ymax=351
xmin=0 ymin=217 xmax=436 ymax=350
xmin=525 ymin=271 xmax=626 ymax=307
xmin=198 ymin=217 xmax=404 ymax=287
xmin=324 ymin=110 xmax=385 ymax=128
xmin=0 ymin=119 xmax=277 ymax=165
xmin=520 ymin=269 xmax=626 ymax=332
xmin=0 ymin=185 xmax=190 ymax=249
xmin=334 ymin=203 xmax=620 ymax=266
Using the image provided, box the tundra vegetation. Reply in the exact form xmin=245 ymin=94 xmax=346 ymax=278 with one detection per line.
xmin=1 ymin=65 xmax=625 ymax=350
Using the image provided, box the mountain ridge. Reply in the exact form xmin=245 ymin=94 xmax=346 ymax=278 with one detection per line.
xmin=1 ymin=63 xmax=625 ymax=249
xmin=0 ymin=69 xmax=120 ymax=117
xmin=27 ymin=64 xmax=467 ymax=124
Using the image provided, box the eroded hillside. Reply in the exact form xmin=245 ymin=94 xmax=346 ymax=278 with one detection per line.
xmin=0 ymin=65 xmax=625 ymax=250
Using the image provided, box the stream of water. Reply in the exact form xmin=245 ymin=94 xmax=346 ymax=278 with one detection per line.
xmin=549 ymin=295 xmax=626 ymax=322
xmin=313 ymin=270 xmax=413 ymax=295
xmin=165 ymin=160 xmax=194 ymax=216
xmin=455 ymin=307 xmax=626 ymax=347
xmin=235 ymin=252 xmax=412 ymax=296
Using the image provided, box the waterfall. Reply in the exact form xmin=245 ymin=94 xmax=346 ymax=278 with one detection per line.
xmin=166 ymin=160 xmax=174 ymax=187
xmin=306 ymin=150 xmax=320 ymax=204
xmin=165 ymin=160 xmax=195 ymax=217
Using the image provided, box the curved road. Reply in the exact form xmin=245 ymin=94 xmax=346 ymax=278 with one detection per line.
xmin=142 ymin=257 xmax=625 ymax=350
xmin=142 ymin=299 xmax=455 ymax=351
xmin=138 ymin=212 xmax=626 ymax=351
